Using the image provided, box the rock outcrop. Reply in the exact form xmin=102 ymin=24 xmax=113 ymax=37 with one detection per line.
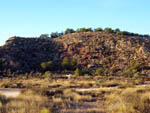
xmin=0 ymin=32 xmax=150 ymax=76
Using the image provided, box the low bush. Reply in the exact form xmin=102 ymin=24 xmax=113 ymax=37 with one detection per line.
xmin=95 ymin=27 xmax=103 ymax=32
xmin=76 ymin=28 xmax=93 ymax=33
xmin=41 ymin=61 xmax=53 ymax=71
xmin=40 ymin=108 xmax=51 ymax=113
xmin=64 ymin=28 xmax=75 ymax=34
xmin=74 ymin=68 xmax=81 ymax=76
xmin=80 ymin=68 xmax=93 ymax=75
xmin=123 ymin=60 xmax=139 ymax=77
xmin=40 ymin=34 xmax=49 ymax=38
xmin=95 ymin=67 xmax=104 ymax=76
xmin=104 ymin=28 xmax=114 ymax=33
xmin=61 ymin=57 xmax=77 ymax=71
xmin=43 ymin=71 xmax=51 ymax=79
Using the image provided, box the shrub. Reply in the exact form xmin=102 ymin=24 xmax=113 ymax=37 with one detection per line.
xmin=40 ymin=34 xmax=49 ymax=38
xmin=61 ymin=57 xmax=70 ymax=70
xmin=95 ymin=67 xmax=104 ymax=76
xmin=70 ymin=59 xmax=77 ymax=70
xmin=115 ymin=28 xmax=121 ymax=35
xmin=80 ymin=68 xmax=93 ymax=75
xmin=130 ymin=60 xmax=139 ymax=70
xmin=123 ymin=60 xmax=139 ymax=77
xmin=74 ymin=68 xmax=81 ymax=76
xmin=114 ymin=28 xmax=120 ymax=33
xmin=41 ymin=61 xmax=53 ymax=71
xmin=61 ymin=57 xmax=77 ymax=71
xmin=116 ymin=31 xmax=121 ymax=35
xmin=121 ymin=31 xmax=131 ymax=35
xmin=86 ymin=28 xmax=93 ymax=32
xmin=104 ymin=27 xmax=114 ymax=33
xmin=76 ymin=28 xmax=93 ymax=33
xmin=76 ymin=28 xmax=87 ymax=33
xmin=95 ymin=27 xmax=103 ymax=32
xmin=40 ymin=108 xmax=51 ymax=113
xmin=50 ymin=32 xmax=63 ymax=38
xmin=144 ymin=34 xmax=149 ymax=37
xmin=123 ymin=68 xmax=133 ymax=77
xmin=43 ymin=71 xmax=51 ymax=78
xmin=64 ymin=28 xmax=75 ymax=34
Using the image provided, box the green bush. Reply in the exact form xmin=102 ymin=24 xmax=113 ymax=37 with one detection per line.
xmin=61 ymin=57 xmax=70 ymax=70
xmin=144 ymin=34 xmax=149 ymax=37
xmin=86 ymin=28 xmax=93 ymax=32
xmin=123 ymin=68 xmax=133 ymax=77
xmin=61 ymin=57 xmax=77 ymax=70
xmin=40 ymin=108 xmax=51 ymax=113
xmin=95 ymin=27 xmax=103 ymax=32
xmin=115 ymin=28 xmax=120 ymax=33
xmin=123 ymin=60 xmax=139 ymax=77
xmin=41 ymin=61 xmax=53 ymax=71
xmin=40 ymin=34 xmax=49 ymax=38
xmin=116 ymin=31 xmax=121 ymax=35
xmin=80 ymin=68 xmax=93 ymax=75
xmin=76 ymin=28 xmax=93 ymax=33
xmin=104 ymin=27 xmax=114 ymax=33
xmin=121 ymin=31 xmax=130 ymax=35
xmin=70 ymin=59 xmax=77 ymax=70
xmin=95 ymin=67 xmax=104 ymax=76
xmin=65 ymin=28 xmax=75 ymax=34
xmin=43 ymin=71 xmax=51 ymax=78
xmin=50 ymin=32 xmax=63 ymax=38
xmin=74 ymin=68 xmax=81 ymax=76
xmin=76 ymin=28 xmax=87 ymax=33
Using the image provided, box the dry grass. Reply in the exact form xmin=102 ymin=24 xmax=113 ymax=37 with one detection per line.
xmin=0 ymin=76 xmax=149 ymax=113
xmin=0 ymin=90 xmax=50 ymax=113
xmin=105 ymin=87 xmax=150 ymax=113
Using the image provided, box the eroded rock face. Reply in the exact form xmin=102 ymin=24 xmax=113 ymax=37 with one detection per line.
xmin=54 ymin=32 xmax=150 ymax=75
xmin=0 ymin=32 xmax=150 ymax=75
xmin=0 ymin=37 xmax=63 ymax=73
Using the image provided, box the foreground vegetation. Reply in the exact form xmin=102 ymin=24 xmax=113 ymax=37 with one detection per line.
xmin=0 ymin=75 xmax=149 ymax=113
xmin=0 ymin=27 xmax=150 ymax=112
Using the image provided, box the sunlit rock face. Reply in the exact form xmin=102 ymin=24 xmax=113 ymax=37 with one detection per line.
xmin=0 ymin=32 xmax=150 ymax=75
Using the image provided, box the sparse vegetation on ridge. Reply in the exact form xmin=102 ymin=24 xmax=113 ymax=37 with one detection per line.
xmin=0 ymin=28 xmax=150 ymax=77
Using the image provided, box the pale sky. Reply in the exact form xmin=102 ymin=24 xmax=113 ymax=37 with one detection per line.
xmin=0 ymin=0 xmax=150 ymax=45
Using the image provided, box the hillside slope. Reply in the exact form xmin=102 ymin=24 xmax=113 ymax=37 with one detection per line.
xmin=0 ymin=32 xmax=150 ymax=76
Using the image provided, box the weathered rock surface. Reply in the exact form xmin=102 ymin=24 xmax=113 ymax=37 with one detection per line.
xmin=0 ymin=32 xmax=150 ymax=75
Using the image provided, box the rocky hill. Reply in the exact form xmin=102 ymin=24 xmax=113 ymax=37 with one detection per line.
xmin=1 ymin=32 xmax=150 ymax=76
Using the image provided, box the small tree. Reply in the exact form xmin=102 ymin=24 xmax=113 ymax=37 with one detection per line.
xmin=86 ymin=28 xmax=93 ymax=32
xmin=50 ymin=32 xmax=62 ymax=38
xmin=121 ymin=31 xmax=130 ymax=36
xmin=116 ymin=31 xmax=121 ymax=35
xmin=61 ymin=57 xmax=70 ymax=70
xmin=40 ymin=34 xmax=49 ymax=38
xmin=65 ymin=28 xmax=75 ymax=34
xmin=76 ymin=28 xmax=87 ymax=33
xmin=115 ymin=28 xmax=120 ymax=33
xmin=95 ymin=27 xmax=103 ymax=32
xmin=104 ymin=28 xmax=114 ymax=33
